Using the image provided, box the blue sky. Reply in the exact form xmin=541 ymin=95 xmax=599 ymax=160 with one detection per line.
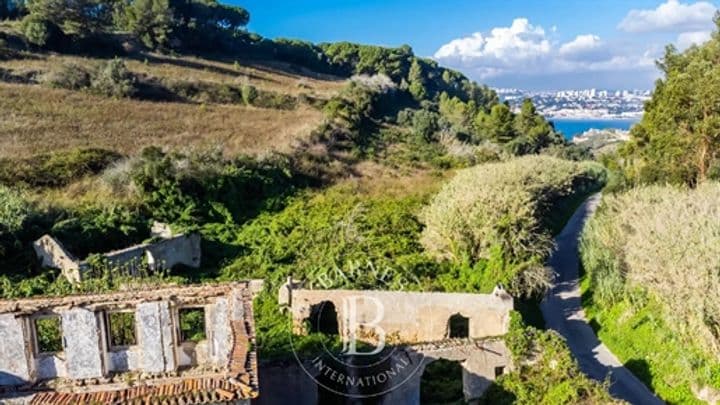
xmin=234 ymin=1 xmax=719 ymax=90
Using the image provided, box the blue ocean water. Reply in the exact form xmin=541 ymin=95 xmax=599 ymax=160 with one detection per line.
xmin=551 ymin=119 xmax=638 ymax=139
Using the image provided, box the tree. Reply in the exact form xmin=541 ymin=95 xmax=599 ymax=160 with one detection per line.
xmin=25 ymin=0 xmax=113 ymax=36
xmin=123 ymin=0 xmax=173 ymax=49
xmin=407 ymin=58 xmax=426 ymax=101
xmin=474 ymin=103 xmax=516 ymax=143
xmin=511 ymin=98 xmax=562 ymax=154
xmin=620 ymin=17 xmax=720 ymax=186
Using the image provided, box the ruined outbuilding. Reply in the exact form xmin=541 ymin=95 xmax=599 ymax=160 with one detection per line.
xmin=0 ymin=283 xmax=260 ymax=404
xmin=33 ymin=223 xmax=201 ymax=283
xmin=269 ymin=282 xmax=515 ymax=403
xmin=281 ymin=282 xmax=514 ymax=343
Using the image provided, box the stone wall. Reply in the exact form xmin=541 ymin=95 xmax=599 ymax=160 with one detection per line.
xmin=286 ymin=286 xmax=513 ymax=343
xmin=0 ymin=283 xmax=258 ymax=395
xmin=32 ymin=232 xmax=201 ymax=283
xmin=32 ymin=235 xmax=81 ymax=282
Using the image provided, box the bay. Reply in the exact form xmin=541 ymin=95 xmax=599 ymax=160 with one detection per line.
xmin=551 ymin=119 xmax=639 ymax=140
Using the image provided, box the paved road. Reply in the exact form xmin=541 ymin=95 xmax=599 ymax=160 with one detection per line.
xmin=541 ymin=194 xmax=663 ymax=405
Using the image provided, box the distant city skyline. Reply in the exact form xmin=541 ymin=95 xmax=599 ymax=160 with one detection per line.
xmin=235 ymin=0 xmax=718 ymax=90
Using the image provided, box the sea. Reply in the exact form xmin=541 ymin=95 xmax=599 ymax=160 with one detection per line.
xmin=550 ymin=118 xmax=639 ymax=140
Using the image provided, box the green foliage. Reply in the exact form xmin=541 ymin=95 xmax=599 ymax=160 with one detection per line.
xmin=122 ymin=0 xmax=173 ymax=49
xmin=581 ymin=286 xmax=720 ymax=404
xmin=125 ymin=147 xmax=304 ymax=226
xmin=241 ymin=83 xmax=257 ymax=105
xmin=420 ymin=360 xmax=464 ymax=404
xmin=51 ymin=204 xmax=148 ymax=259
xmin=91 ymin=58 xmax=136 ymax=98
xmin=179 ymin=308 xmax=206 ymax=342
xmin=108 ymin=311 xmax=137 ymax=347
xmin=580 ymin=184 xmax=720 ymax=402
xmin=0 ymin=148 xmax=122 ymax=188
xmin=475 ymin=103 xmax=517 ymax=144
xmin=0 ymin=186 xmax=32 ymax=234
xmin=20 ymin=14 xmax=57 ymax=46
xmin=481 ymin=312 xmax=619 ymax=404
xmin=617 ymin=20 xmax=720 ymax=187
xmin=0 ymin=186 xmax=34 ymax=259
xmin=25 ymin=0 xmax=112 ymax=37
xmin=411 ymin=109 xmax=439 ymax=143
xmin=35 ymin=316 xmax=63 ymax=353
xmin=421 ymin=156 xmax=606 ymax=297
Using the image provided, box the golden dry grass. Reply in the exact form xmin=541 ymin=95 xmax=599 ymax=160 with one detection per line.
xmin=0 ymin=82 xmax=324 ymax=158
xmin=0 ymin=53 xmax=346 ymax=97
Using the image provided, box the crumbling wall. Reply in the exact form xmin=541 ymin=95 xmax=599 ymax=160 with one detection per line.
xmin=32 ymin=232 xmax=201 ymax=282
xmin=32 ymin=235 xmax=81 ymax=282
xmin=0 ymin=283 xmax=258 ymax=399
xmin=286 ymin=287 xmax=513 ymax=343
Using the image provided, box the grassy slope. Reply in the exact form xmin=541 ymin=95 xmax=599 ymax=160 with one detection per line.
xmin=0 ymin=83 xmax=323 ymax=157
xmin=0 ymin=51 xmax=345 ymax=158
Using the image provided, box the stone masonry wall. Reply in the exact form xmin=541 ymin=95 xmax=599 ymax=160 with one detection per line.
xmin=287 ymin=287 xmax=513 ymax=343
xmin=0 ymin=283 xmax=255 ymax=390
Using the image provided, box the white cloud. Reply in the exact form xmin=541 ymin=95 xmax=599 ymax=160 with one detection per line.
xmin=618 ymin=0 xmax=716 ymax=33
xmin=434 ymin=19 xmax=655 ymax=81
xmin=434 ymin=18 xmax=551 ymax=77
xmin=677 ymin=30 xmax=713 ymax=48
xmin=559 ymin=35 xmax=612 ymax=62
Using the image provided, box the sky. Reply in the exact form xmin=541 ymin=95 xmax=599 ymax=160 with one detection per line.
xmin=233 ymin=0 xmax=719 ymax=90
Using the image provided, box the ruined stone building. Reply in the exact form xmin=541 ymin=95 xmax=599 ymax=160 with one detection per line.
xmin=0 ymin=283 xmax=259 ymax=404
xmin=32 ymin=222 xmax=201 ymax=283
xmin=260 ymin=282 xmax=515 ymax=404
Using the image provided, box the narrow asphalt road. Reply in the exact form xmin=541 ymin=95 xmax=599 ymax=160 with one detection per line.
xmin=540 ymin=194 xmax=663 ymax=405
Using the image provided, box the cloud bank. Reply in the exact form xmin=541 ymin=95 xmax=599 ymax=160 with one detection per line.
xmin=618 ymin=0 xmax=716 ymax=33
xmin=433 ymin=18 xmax=654 ymax=82
xmin=433 ymin=1 xmax=717 ymax=89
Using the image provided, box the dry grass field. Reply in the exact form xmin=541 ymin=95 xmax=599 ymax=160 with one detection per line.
xmin=0 ymin=82 xmax=324 ymax=158
xmin=0 ymin=53 xmax=345 ymax=97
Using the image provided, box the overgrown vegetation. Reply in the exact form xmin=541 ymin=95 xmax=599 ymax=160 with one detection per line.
xmin=610 ymin=17 xmax=720 ymax=188
xmin=0 ymin=1 xmax=621 ymax=400
xmin=421 ymin=155 xmax=605 ymax=297
xmin=580 ymin=184 xmax=720 ymax=403
xmin=481 ymin=312 xmax=620 ymax=404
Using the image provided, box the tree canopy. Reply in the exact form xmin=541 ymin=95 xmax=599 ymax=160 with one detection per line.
xmin=619 ymin=15 xmax=720 ymax=186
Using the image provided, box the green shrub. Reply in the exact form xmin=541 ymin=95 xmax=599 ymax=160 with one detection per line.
xmin=0 ymin=148 xmax=122 ymax=188
xmin=0 ymin=186 xmax=32 ymax=234
xmin=581 ymin=183 xmax=720 ymax=402
xmin=0 ymin=186 xmax=34 ymax=259
xmin=90 ymin=58 xmax=136 ymax=98
xmin=241 ymin=84 xmax=258 ymax=104
xmin=42 ymin=63 xmax=92 ymax=90
xmin=20 ymin=15 xmax=53 ymax=46
xmin=481 ymin=312 xmax=619 ymax=404
xmin=421 ymin=155 xmax=605 ymax=296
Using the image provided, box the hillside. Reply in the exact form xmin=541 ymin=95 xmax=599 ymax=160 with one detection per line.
xmin=0 ymin=46 xmax=345 ymax=158
xmin=0 ymin=1 xmax=616 ymax=403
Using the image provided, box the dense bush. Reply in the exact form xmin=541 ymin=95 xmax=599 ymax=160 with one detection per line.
xmin=0 ymin=148 xmax=122 ymax=188
xmin=0 ymin=186 xmax=34 ymax=259
xmin=580 ymin=183 xmax=720 ymax=402
xmin=582 ymin=184 xmax=720 ymax=352
xmin=91 ymin=58 xmax=136 ymax=98
xmin=421 ymin=156 xmax=605 ymax=296
xmin=481 ymin=313 xmax=619 ymax=404
xmin=42 ymin=63 xmax=92 ymax=90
